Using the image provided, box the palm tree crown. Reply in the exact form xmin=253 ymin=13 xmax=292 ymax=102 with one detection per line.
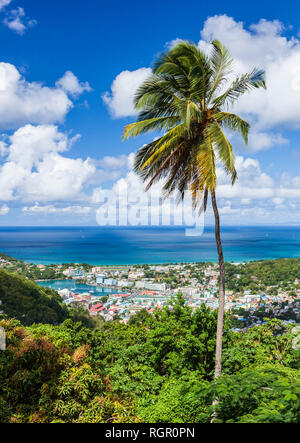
xmin=123 ymin=40 xmax=266 ymax=207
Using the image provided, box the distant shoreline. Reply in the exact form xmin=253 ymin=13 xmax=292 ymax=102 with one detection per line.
xmin=5 ymin=255 xmax=300 ymax=269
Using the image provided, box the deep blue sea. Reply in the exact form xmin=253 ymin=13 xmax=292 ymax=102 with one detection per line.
xmin=0 ymin=226 xmax=300 ymax=265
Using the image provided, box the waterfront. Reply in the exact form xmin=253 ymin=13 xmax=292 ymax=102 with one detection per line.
xmin=37 ymin=279 xmax=120 ymax=297
xmin=33 ymin=261 xmax=300 ymax=325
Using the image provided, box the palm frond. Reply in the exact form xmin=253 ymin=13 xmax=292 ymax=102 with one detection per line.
xmin=134 ymin=124 xmax=186 ymax=179
xmin=193 ymin=136 xmax=217 ymax=192
xmin=123 ymin=116 xmax=180 ymax=140
xmin=208 ymin=40 xmax=233 ymax=101
xmin=205 ymin=122 xmax=237 ymax=184
xmin=183 ymin=100 xmax=204 ymax=130
xmin=134 ymin=76 xmax=179 ymax=112
xmin=145 ymin=142 xmax=185 ymax=192
xmin=213 ymin=111 xmax=250 ymax=144
xmin=140 ymin=128 xmax=184 ymax=171
xmin=213 ymin=68 xmax=266 ymax=107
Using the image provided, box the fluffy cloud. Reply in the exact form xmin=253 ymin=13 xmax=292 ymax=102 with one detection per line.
xmin=56 ymin=71 xmax=92 ymax=97
xmin=0 ymin=124 xmax=96 ymax=202
xmin=0 ymin=0 xmax=11 ymax=10
xmin=0 ymin=129 xmax=138 ymax=208
xmin=216 ymin=155 xmax=300 ymax=205
xmin=90 ymin=152 xmax=300 ymax=225
xmin=8 ymin=124 xmax=69 ymax=169
xmin=21 ymin=154 xmax=95 ymax=202
xmin=217 ymin=156 xmax=275 ymax=200
xmin=23 ymin=204 xmax=91 ymax=215
xmin=0 ymin=204 xmax=9 ymax=215
xmin=247 ymin=131 xmax=289 ymax=152
xmin=219 ymin=204 xmax=240 ymax=215
xmin=98 ymin=154 xmax=131 ymax=170
xmin=198 ymin=15 xmax=300 ymax=131
xmin=0 ymin=63 xmax=90 ymax=130
xmin=95 ymin=154 xmax=274 ymax=206
xmin=102 ymin=68 xmax=152 ymax=118
xmin=0 ymin=141 xmax=7 ymax=156
xmin=3 ymin=7 xmax=36 ymax=35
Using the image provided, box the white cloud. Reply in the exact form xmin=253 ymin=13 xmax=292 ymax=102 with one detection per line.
xmin=165 ymin=38 xmax=185 ymax=49
xmin=219 ymin=205 xmax=240 ymax=215
xmin=23 ymin=204 xmax=91 ymax=215
xmin=98 ymin=154 xmax=272 ymax=204
xmin=3 ymin=7 xmax=37 ymax=35
xmin=90 ymin=152 xmax=300 ymax=225
xmin=8 ymin=124 xmax=69 ymax=169
xmin=0 ymin=63 xmax=90 ymax=130
xmin=247 ymin=131 xmax=289 ymax=152
xmin=0 ymin=124 xmax=96 ymax=202
xmin=273 ymin=197 xmax=284 ymax=205
xmin=102 ymin=68 xmax=152 ymax=118
xmin=98 ymin=154 xmax=131 ymax=170
xmin=21 ymin=153 xmax=95 ymax=202
xmin=278 ymin=189 xmax=300 ymax=198
xmin=0 ymin=0 xmax=11 ymax=11
xmin=0 ymin=204 xmax=9 ymax=215
xmin=0 ymin=140 xmax=7 ymax=156
xmin=217 ymin=156 xmax=274 ymax=200
xmin=56 ymin=71 xmax=92 ymax=97
xmin=215 ymin=155 xmax=300 ymax=209
xmin=0 ymin=146 xmax=288 ymax=223
xmin=198 ymin=15 xmax=300 ymax=131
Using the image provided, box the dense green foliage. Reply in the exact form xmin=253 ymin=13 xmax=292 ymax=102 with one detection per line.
xmin=0 ymin=253 xmax=65 ymax=280
xmin=1 ymin=297 xmax=299 ymax=423
xmin=0 ymin=253 xmax=94 ymax=281
xmin=225 ymin=258 xmax=300 ymax=294
xmin=0 ymin=269 xmax=68 ymax=326
xmin=0 ymin=318 xmax=138 ymax=423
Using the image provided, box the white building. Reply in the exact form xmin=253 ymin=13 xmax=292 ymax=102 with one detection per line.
xmin=176 ymin=287 xmax=199 ymax=297
xmin=128 ymin=271 xmax=145 ymax=280
xmin=63 ymin=268 xmax=86 ymax=279
xmin=58 ymin=288 xmax=71 ymax=299
xmin=92 ymin=267 xmax=105 ymax=274
xmin=117 ymin=280 xmax=134 ymax=288
xmin=96 ymin=274 xmax=107 ymax=284
xmin=135 ymin=281 xmax=169 ymax=291
xmin=104 ymin=278 xmax=118 ymax=286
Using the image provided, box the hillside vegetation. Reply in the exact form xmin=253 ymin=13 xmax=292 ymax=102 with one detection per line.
xmin=225 ymin=258 xmax=300 ymax=294
xmin=0 ymin=298 xmax=299 ymax=423
xmin=0 ymin=269 xmax=68 ymax=326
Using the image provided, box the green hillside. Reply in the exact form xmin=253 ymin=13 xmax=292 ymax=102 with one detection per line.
xmin=0 ymin=300 xmax=299 ymax=423
xmin=0 ymin=269 xmax=68 ymax=326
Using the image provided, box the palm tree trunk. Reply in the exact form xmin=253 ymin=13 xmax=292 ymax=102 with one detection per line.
xmin=211 ymin=190 xmax=225 ymax=379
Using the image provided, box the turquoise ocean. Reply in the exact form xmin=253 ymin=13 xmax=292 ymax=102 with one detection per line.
xmin=1 ymin=226 xmax=300 ymax=265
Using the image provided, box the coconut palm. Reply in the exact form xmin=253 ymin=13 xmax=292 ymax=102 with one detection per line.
xmin=123 ymin=40 xmax=266 ymax=379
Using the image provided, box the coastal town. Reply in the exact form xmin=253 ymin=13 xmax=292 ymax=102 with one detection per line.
xmin=1 ymin=253 xmax=299 ymax=328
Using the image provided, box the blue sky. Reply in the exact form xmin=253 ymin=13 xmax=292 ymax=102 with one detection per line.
xmin=1 ymin=0 xmax=300 ymax=226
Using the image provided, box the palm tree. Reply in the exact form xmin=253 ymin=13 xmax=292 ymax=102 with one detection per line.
xmin=123 ymin=40 xmax=266 ymax=379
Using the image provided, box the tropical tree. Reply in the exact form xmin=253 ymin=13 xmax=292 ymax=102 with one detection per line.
xmin=123 ymin=40 xmax=266 ymax=379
